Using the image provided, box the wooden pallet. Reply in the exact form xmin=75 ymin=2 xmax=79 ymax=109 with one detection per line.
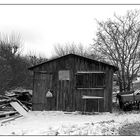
xmin=0 ymin=114 xmax=23 ymax=124
xmin=0 ymin=111 xmax=18 ymax=119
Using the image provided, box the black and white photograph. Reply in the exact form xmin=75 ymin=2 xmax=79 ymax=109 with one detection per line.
xmin=0 ymin=0 xmax=140 ymax=136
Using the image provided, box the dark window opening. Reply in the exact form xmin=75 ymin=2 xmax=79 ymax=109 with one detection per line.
xmin=76 ymin=72 xmax=105 ymax=88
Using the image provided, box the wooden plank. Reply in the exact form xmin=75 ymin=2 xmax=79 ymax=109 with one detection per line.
xmin=59 ymin=81 xmax=62 ymax=110
xmin=0 ymin=111 xmax=18 ymax=118
xmin=82 ymin=95 xmax=104 ymax=99
xmin=56 ymin=80 xmax=59 ymax=110
xmin=51 ymin=73 xmax=56 ymax=110
xmin=103 ymin=67 xmax=109 ymax=112
xmin=0 ymin=114 xmax=23 ymax=124
xmin=77 ymin=88 xmax=104 ymax=90
xmin=70 ymin=78 xmax=74 ymax=111
xmin=108 ymin=69 xmax=113 ymax=112
xmin=58 ymin=81 xmax=61 ymax=110
xmin=98 ymin=99 xmax=99 ymax=112
xmin=10 ymin=101 xmax=28 ymax=116
xmin=34 ymin=71 xmax=52 ymax=74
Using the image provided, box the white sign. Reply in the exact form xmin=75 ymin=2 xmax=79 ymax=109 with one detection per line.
xmin=46 ymin=91 xmax=53 ymax=97
xmin=59 ymin=70 xmax=70 ymax=80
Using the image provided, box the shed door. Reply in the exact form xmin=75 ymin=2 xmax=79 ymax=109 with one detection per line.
xmin=57 ymin=70 xmax=71 ymax=111
xmin=33 ymin=72 xmax=53 ymax=111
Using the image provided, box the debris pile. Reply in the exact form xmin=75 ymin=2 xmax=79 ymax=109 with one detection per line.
xmin=5 ymin=88 xmax=32 ymax=110
xmin=0 ymin=88 xmax=32 ymax=123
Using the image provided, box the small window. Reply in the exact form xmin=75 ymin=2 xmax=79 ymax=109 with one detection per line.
xmin=76 ymin=71 xmax=105 ymax=88
xmin=59 ymin=70 xmax=70 ymax=80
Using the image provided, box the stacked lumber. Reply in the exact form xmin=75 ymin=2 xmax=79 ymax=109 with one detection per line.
xmin=0 ymin=94 xmax=29 ymax=123
xmin=5 ymin=89 xmax=32 ymax=109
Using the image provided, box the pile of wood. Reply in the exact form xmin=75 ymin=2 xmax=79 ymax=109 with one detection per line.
xmin=0 ymin=89 xmax=31 ymax=123
xmin=0 ymin=111 xmax=22 ymax=124
xmin=5 ymin=89 xmax=32 ymax=110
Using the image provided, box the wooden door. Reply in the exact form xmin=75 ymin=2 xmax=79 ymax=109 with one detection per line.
xmin=33 ymin=72 xmax=53 ymax=111
xmin=57 ymin=80 xmax=70 ymax=111
xmin=44 ymin=74 xmax=54 ymax=110
xmin=57 ymin=70 xmax=71 ymax=111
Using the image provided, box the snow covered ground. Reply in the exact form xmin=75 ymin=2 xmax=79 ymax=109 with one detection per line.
xmin=0 ymin=111 xmax=140 ymax=135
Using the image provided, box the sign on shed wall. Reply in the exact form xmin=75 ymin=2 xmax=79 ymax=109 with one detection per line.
xmin=59 ymin=70 xmax=70 ymax=80
xmin=46 ymin=91 xmax=53 ymax=97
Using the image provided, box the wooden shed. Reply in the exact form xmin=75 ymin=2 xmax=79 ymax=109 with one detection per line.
xmin=29 ymin=54 xmax=118 ymax=112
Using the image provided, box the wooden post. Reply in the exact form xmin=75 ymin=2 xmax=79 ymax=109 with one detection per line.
xmin=98 ymin=99 xmax=99 ymax=112
xmin=84 ymin=99 xmax=86 ymax=113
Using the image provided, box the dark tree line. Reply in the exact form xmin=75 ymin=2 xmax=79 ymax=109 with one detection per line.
xmin=0 ymin=33 xmax=47 ymax=93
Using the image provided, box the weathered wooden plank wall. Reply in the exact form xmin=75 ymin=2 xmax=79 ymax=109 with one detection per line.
xmin=72 ymin=57 xmax=106 ymax=112
xmin=32 ymin=55 xmax=114 ymax=112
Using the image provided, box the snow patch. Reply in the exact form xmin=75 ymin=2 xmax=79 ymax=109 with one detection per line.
xmin=0 ymin=111 xmax=140 ymax=135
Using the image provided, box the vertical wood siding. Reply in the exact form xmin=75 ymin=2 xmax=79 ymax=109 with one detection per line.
xmin=32 ymin=55 xmax=114 ymax=112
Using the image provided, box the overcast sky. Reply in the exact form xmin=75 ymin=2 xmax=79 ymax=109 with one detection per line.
xmin=0 ymin=5 xmax=140 ymax=58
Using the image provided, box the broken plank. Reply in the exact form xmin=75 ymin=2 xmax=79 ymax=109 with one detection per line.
xmin=10 ymin=101 xmax=28 ymax=116
xmin=1 ymin=114 xmax=23 ymax=124
xmin=0 ymin=111 xmax=18 ymax=119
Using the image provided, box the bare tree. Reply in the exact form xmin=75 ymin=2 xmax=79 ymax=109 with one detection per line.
xmin=0 ymin=32 xmax=23 ymax=57
xmin=54 ymin=42 xmax=91 ymax=57
xmin=92 ymin=10 xmax=140 ymax=92
xmin=26 ymin=51 xmax=48 ymax=66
